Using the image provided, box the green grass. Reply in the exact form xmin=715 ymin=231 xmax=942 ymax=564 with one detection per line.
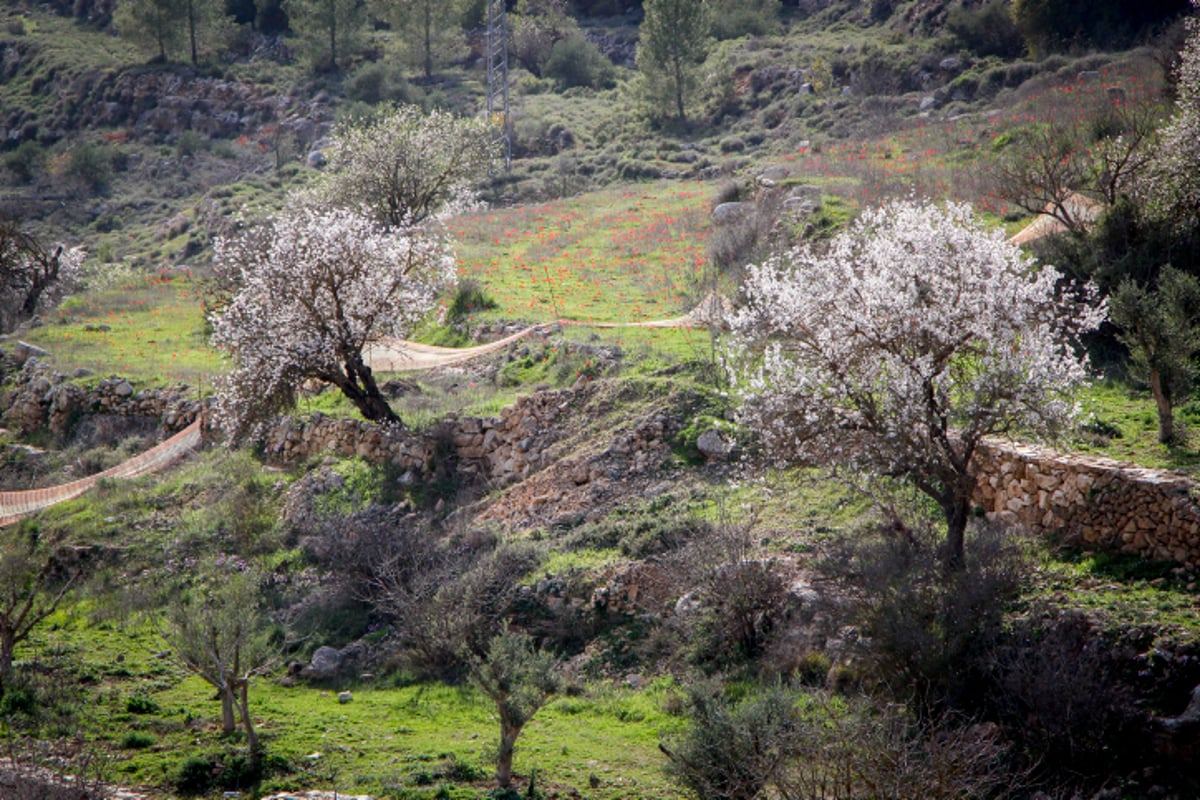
xmin=13 ymin=608 xmax=686 ymax=799
xmin=449 ymin=183 xmax=716 ymax=325
xmin=1074 ymin=380 xmax=1200 ymax=473
xmin=20 ymin=269 xmax=223 ymax=389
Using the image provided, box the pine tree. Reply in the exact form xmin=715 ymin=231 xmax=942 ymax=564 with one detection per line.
xmin=636 ymin=0 xmax=711 ymax=122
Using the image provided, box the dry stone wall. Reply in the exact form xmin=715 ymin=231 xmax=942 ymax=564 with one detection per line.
xmin=974 ymin=440 xmax=1200 ymax=567
xmin=258 ymin=388 xmax=583 ymax=488
xmin=1 ymin=357 xmax=203 ymax=439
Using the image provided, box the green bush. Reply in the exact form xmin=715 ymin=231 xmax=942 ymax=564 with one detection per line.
xmin=0 ymin=685 xmax=37 ymax=715
xmin=709 ymin=0 xmax=780 ymax=39
xmin=3 ymin=140 xmax=43 ymax=184
xmin=345 ymin=62 xmax=415 ymax=105
xmin=543 ymin=34 xmax=615 ymax=90
xmin=126 ymin=694 xmax=159 ymax=714
xmin=64 ymin=143 xmax=115 ymax=194
xmin=946 ymin=0 xmax=1024 ymax=57
xmin=175 ymin=130 xmax=210 ymax=158
xmin=448 ymin=278 xmax=499 ymax=320
xmin=121 ymin=731 xmax=156 ymax=749
xmin=176 ymin=755 xmax=217 ymax=795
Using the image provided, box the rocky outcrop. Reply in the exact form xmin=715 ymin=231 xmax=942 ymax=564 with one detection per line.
xmin=1 ymin=52 xmax=332 ymax=149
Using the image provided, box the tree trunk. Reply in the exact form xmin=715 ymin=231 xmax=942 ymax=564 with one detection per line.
xmin=422 ymin=4 xmax=433 ymax=80
xmin=234 ymin=679 xmax=260 ymax=756
xmin=220 ymin=686 xmax=237 ymax=733
xmin=943 ymin=495 xmax=970 ymax=574
xmin=1150 ymin=367 xmax=1175 ymax=444
xmin=337 ymin=356 xmax=401 ymax=425
xmin=0 ymin=626 xmax=15 ymax=691
xmin=328 ymin=0 xmax=337 ymax=70
xmin=187 ymin=0 xmax=199 ymax=65
xmin=496 ymin=723 xmax=518 ymax=789
xmin=672 ymin=57 xmax=686 ymax=121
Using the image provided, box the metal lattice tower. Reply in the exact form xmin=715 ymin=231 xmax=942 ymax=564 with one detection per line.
xmin=486 ymin=0 xmax=511 ymax=170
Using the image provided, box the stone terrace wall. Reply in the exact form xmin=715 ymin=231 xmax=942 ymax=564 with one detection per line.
xmin=259 ymin=388 xmax=584 ymax=487
xmin=974 ymin=440 xmax=1200 ymax=567
xmin=1 ymin=357 xmax=204 ymax=439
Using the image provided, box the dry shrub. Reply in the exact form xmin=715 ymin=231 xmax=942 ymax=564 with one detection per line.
xmin=986 ymin=606 xmax=1146 ymax=780
xmin=781 ymin=700 xmax=1017 ymax=800
xmin=817 ymin=520 xmax=1026 ymax=713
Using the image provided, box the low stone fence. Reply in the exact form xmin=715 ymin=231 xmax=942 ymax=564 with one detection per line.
xmin=974 ymin=440 xmax=1200 ymax=567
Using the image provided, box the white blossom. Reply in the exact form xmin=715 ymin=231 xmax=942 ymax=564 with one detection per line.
xmin=729 ymin=199 xmax=1104 ymax=565
xmin=1145 ymin=7 xmax=1200 ymax=231
xmin=313 ymin=103 xmax=497 ymax=228
xmin=209 ymin=206 xmax=454 ymax=440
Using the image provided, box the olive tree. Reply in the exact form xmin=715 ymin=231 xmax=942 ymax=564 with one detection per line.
xmin=0 ymin=536 xmax=81 ymax=692
xmin=1109 ymin=266 xmax=1200 ymax=444
xmin=161 ymin=566 xmax=277 ymax=755
xmin=209 ymin=206 xmax=454 ymax=438
xmin=469 ymin=628 xmax=560 ymax=789
xmin=730 ymin=199 xmax=1104 ymax=570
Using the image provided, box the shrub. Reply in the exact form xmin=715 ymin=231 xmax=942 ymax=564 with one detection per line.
xmin=447 ymin=278 xmax=499 ymax=320
xmin=986 ymin=607 xmax=1145 ymax=778
xmin=709 ymin=0 xmax=781 ymax=39
xmin=62 ymin=143 xmax=115 ymax=194
xmin=781 ymin=697 xmax=1015 ymax=800
xmin=818 ymin=520 xmax=1026 ymax=714
xmin=947 ymin=0 xmax=1025 ymax=57
xmin=3 ymin=140 xmax=43 ymax=185
xmin=126 ymin=694 xmax=159 ymax=714
xmin=120 ymin=731 xmax=156 ymax=749
xmin=175 ymin=130 xmax=210 ymax=158
xmin=661 ymin=684 xmax=803 ymax=800
xmin=543 ymin=34 xmax=615 ymax=90
xmin=176 ymin=755 xmax=217 ymax=796
xmin=345 ymin=62 xmax=414 ymax=105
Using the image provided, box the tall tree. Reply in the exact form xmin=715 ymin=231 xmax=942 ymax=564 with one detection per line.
xmin=636 ymin=0 xmax=711 ymax=123
xmin=115 ymin=0 xmax=185 ymax=62
xmin=284 ymin=0 xmax=367 ymax=71
xmin=371 ymin=0 xmax=467 ymax=79
xmin=209 ymin=207 xmax=454 ymax=438
xmin=1109 ymin=266 xmax=1200 ymax=444
xmin=730 ymin=200 xmax=1104 ymax=571
xmin=180 ymin=0 xmax=233 ymax=65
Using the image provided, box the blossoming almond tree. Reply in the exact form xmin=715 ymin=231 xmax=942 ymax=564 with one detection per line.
xmin=210 ymin=206 xmax=454 ymax=439
xmin=1146 ymin=5 xmax=1200 ymax=233
xmin=730 ymin=200 xmax=1105 ymax=569
xmin=315 ymin=103 xmax=497 ymax=228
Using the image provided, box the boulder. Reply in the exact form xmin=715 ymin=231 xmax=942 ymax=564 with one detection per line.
xmin=307 ymin=645 xmax=342 ymax=679
xmin=696 ymin=429 xmax=731 ymax=462
xmin=712 ymin=202 xmax=750 ymax=224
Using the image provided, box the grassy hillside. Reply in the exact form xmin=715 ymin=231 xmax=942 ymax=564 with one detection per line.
xmin=4 ymin=2 xmax=1200 ymax=799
